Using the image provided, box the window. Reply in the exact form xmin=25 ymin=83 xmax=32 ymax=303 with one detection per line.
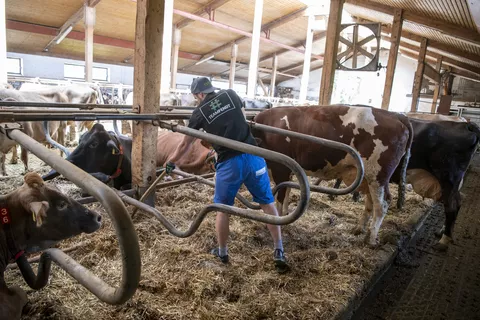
xmin=64 ymin=64 xmax=109 ymax=81
xmin=7 ymin=57 xmax=22 ymax=75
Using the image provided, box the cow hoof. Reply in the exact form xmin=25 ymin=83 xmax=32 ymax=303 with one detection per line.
xmin=328 ymin=195 xmax=336 ymax=201
xmin=9 ymin=159 xmax=18 ymax=164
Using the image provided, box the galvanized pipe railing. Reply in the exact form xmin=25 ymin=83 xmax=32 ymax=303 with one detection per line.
xmin=0 ymin=123 xmax=141 ymax=305
xmin=0 ymin=101 xmax=267 ymax=112
xmin=128 ymin=121 xmax=311 ymax=226
xmin=171 ymin=169 xmax=259 ymax=209
xmin=0 ymin=101 xmax=133 ymax=109
xmin=0 ymin=112 xmax=260 ymax=122
xmin=248 ymin=121 xmax=365 ymax=196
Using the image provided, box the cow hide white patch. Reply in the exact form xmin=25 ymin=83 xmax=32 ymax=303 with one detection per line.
xmin=280 ymin=115 xmax=291 ymax=130
xmin=339 ymin=107 xmax=378 ymax=136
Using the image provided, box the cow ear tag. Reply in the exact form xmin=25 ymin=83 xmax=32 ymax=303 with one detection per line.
xmin=112 ymin=148 xmax=116 ymax=155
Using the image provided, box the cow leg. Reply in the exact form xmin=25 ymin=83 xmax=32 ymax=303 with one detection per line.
xmin=435 ymin=192 xmax=461 ymax=251
xmin=329 ymin=178 xmax=342 ymax=200
xmin=280 ymin=187 xmax=291 ymax=215
xmin=271 ymin=168 xmax=291 ymax=216
xmin=21 ymin=147 xmax=29 ymax=173
xmin=9 ymin=145 xmax=18 ymax=164
xmin=1 ymin=152 xmax=7 ymax=176
xmin=366 ymin=183 xmax=388 ymax=246
xmin=122 ymin=120 xmax=132 ymax=135
xmin=353 ymin=192 xmax=373 ymax=235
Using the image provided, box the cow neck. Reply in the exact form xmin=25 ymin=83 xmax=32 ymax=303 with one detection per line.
xmin=0 ymin=198 xmax=24 ymax=268
xmin=109 ymin=134 xmax=124 ymax=181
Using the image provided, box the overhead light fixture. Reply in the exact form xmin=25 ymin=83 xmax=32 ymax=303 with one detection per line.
xmin=56 ymin=25 xmax=73 ymax=45
xmin=194 ymin=55 xmax=215 ymax=66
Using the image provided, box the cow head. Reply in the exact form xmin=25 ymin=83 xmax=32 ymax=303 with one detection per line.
xmin=2 ymin=172 xmax=101 ymax=253
xmin=42 ymin=123 xmax=126 ymax=183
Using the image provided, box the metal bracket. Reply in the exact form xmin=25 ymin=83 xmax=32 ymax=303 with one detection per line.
xmin=263 ymin=29 xmax=271 ymax=39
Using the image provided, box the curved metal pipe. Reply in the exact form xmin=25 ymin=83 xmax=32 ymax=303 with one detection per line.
xmin=112 ymin=120 xmax=122 ymax=136
xmin=5 ymin=128 xmax=141 ymax=305
xmin=154 ymin=122 xmax=310 ymax=226
xmin=248 ymin=121 xmax=365 ymax=196
xmin=172 ymin=169 xmax=260 ymax=210
xmin=42 ymin=121 xmax=71 ymax=157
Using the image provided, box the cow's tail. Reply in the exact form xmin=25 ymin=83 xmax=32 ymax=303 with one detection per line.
xmin=397 ymin=114 xmax=414 ymax=210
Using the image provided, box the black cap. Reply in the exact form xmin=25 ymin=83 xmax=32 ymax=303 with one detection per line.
xmin=190 ymin=77 xmax=218 ymax=94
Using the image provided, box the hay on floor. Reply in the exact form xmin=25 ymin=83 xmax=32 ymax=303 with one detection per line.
xmin=2 ymin=152 xmax=434 ymax=320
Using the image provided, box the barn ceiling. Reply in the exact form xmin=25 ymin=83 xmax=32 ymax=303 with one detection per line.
xmin=4 ymin=0 xmax=480 ymax=84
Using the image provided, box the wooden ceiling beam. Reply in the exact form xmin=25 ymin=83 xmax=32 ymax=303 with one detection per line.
xmin=400 ymin=49 xmax=480 ymax=82
xmin=346 ymin=0 xmax=480 ymax=47
xmin=176 ymin=0 xmax=232 ymax=29
xmin=380 ymin=25 xmax=480 ymax=65
xmin=43 ymin=0 xmax=103 ymax=52
xmin=382 ymin=34 xmax=480 ymax=76
xmin=260 ymin=31 xmax=326 ymax=63
xmin=6 ymin=20 xmax=202 ymax=61
xmin=179 ymin=7 xmax=311 ymax=71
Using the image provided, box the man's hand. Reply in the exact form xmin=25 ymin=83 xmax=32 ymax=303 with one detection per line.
xmin=165 ymin=161 xmax=176 ymax=174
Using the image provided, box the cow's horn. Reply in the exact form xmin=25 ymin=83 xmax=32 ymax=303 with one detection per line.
xmin=107 ymin=140 xmax=120 ymax=154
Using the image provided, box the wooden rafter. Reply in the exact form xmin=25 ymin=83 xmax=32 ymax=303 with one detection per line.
xmin=180 ymin=7 xmax=310 ymax=71
xmin=176 ymin=0 xmax=232 ymax=29
xmin=400 ymin=50 xmax=480 ymax=83
xmin=382 ymin=35 xmax=480 ymax=77
xmin=7 ymin=20 xmax=202 ymax=62
xmin=346 ymin=0 xmax=480 ymax=47
xmin=43 ymin=1 xmax=102 ymax=52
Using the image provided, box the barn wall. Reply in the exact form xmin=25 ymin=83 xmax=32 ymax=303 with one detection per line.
xmin=7 ymin=52 xmax=135 ymax=85
xmin=6 ymin=52 xmax=257 ymax=96
xmin=277 ymin=49 xmax=418 ymax=112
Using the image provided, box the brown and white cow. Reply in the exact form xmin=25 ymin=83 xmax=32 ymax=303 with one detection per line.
xmin=252 ymin=105 xmax=413 ymax=246
xmin=0 ymin=172 xmax=102 ymax=320
xmin=157 ymin=131 xmax=216 ymax=175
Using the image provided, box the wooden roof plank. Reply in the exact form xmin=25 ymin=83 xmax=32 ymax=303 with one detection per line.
xmin=346 ymin=0 xmax=480 ymax=47
xmin=7 ymin=20 xmax=202 ymax=61
xmin=176 ymin=0 xmax=233 ymax=29
xmin=44 ymin=0 xmax=103 ymax=52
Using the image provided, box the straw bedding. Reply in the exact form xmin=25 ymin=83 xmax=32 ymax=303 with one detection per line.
xmin=2 ymin=151 xmax=434 ymax=320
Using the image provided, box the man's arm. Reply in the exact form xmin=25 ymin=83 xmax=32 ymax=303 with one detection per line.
xmin=167 ymin=134 xmax=197 ymax=164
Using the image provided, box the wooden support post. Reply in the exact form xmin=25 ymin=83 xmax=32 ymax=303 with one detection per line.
xmin=423 ymin=63 xmax=441 ymax=83
xmin=247 ymin=0 xmax=264 ymax=98
xmin=0 ymin=0 xmax=7 ymax=84
xmin=270 ymin=54 xmax=278 ymax=97
xmin=299 ymin=14 xmax=315 ymax=102
xmin=431 ymin=56 xmax=442 ymax=113
xmin=381 ymin=8 xmax=403 ymax=110
xmin=170 ymin=28 xmax=181 ymax=90
xmin=229 ymin=43 xmax=238 ymax=89
xmin=257 ymin=74 xmax=268 ymax=95
xmin=84 ymin=2 xmax=96 ymax=83
xmin=319 ymin=0 xmax=344 ymax=105
xmin=410 ymin=37 xmax=428 ymax=112
xmin=132 ymin=0 xmax=163 ymax=205
xmin=161 ymin=0 xmax=173 ymax=94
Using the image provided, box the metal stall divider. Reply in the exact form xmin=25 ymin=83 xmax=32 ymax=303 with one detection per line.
xmin=0 ymin=123 xmax=141 ymax=305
